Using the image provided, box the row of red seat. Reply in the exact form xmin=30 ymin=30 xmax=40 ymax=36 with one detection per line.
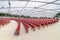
xmin=20 ymin=18 xmax=58 ymax=33
xmin=0 ymin=19 xmax=10 ymax=26
xmin=0 ymin=18 xmax=59 ymax=35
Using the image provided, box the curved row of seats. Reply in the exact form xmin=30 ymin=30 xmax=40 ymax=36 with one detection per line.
xmin=20 ymin=18 xmax=59 ymax=33
xmin=0 ymin=18 xmax=59 ymax=35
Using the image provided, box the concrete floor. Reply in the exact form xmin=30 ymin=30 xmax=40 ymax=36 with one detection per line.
xmin=0 ymin=20 xmax=60 ymax=40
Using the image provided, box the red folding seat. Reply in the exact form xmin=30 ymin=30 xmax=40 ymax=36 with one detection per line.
xmin=23 ymin=20 xmax=37 ymax=31
xmin=28 ymin=20 xmax=40 ymax=27
xmin=21 ymin=20 xmax=29 ymax=33
xmin=14 ymin=20 xmax=20 ymax=35
xmin=0 ymin=19 xmax=10 ymax=26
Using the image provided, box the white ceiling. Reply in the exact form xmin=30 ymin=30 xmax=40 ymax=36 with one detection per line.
xmin=0 ymin=0 xmax=60 ymax=18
